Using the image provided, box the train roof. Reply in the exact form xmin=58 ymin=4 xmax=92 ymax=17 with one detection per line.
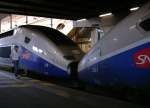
xmin=20 ymin=25 xmax=76 ymax=46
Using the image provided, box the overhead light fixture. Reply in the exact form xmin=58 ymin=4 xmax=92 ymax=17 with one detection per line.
xmin=130 ymin=7 xmax=139 ymax=11
xmin=77 ymin=18 xmax=86 ymax=22
xmin=99 ymin=13 xmax=112 ymax=18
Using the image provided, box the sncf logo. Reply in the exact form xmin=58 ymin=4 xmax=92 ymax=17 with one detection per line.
xmin=134 ymin=48 xmax=150 ymax=68
xmin=22 ymin=50 xmax=30 ymax=60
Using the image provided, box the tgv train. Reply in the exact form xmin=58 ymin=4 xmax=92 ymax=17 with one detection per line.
xmin=78 ymin=2 xmax=150 ymax=89
xmin=0 ymin=25 xmax=84 ymax=78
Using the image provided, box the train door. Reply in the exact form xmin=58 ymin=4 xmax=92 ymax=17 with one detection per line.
xmin=40 ymin=62 xmax=49 ymax=76
xmin=39 ymin=51 xmax=56 ymax=76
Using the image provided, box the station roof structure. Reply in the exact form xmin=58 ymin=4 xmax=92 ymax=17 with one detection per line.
xmin=0 ymin=0 xmax=149 ymax=20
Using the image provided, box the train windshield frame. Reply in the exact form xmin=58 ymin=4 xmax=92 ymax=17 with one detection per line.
xmin=25 ymin=26 xmax=76 ymax=46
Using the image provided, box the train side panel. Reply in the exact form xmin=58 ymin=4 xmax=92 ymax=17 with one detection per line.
xmin=78 ymin=2 xmax=150 ymax=89
xmin=19 ymin=47 xmax=69 ymax=78
xmin=79 ymin=38 xmax=150 ymax=88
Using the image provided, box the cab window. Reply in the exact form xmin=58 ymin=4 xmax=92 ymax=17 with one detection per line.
xmin=24 ymin=37 xmax=31 ymax=44
xmin=140 ymin=18 xmax=150 ymax=31
xmin=0 ymin=46 xmax=11 ymax=58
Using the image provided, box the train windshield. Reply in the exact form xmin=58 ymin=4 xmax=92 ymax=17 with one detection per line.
xmin=140 ymin=18 xmax=150 ymax=31
xmin=26 ymin=26 xmax=76 ymax=46
xmin=43 ymin=28 xmax=76 ymax=46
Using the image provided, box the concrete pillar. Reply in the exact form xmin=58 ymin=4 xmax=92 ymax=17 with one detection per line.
xmin=0 ymin=19 xmax=1 ymax=33
xmin=26 ymin=16 xmax=28 ymax=24
xmin=50 ymin=18 xmax=53 ymax=28
xmin=10 ymin=14 xmax=12 ymax=29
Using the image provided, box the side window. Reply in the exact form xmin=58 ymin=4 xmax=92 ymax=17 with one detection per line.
xmin=139 ymin=18 xmax=150 ymax=31
xmin=24 ymin=37 xmax=31 ymax=44
xmin=98 ymin=31 xmax=100 ymax=41
xmin=0 ymin=46 xmax=11 ymax=58
xmin=99 ymin=48 xmax=101 ymax=56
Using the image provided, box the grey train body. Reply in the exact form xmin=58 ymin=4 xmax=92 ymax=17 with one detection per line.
xmin=0 ymin=25 xmax=84 ymax=78
xmin=78 ymin=2 xmax=150 ymax=89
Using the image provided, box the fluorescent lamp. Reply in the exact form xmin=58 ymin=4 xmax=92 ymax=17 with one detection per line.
xmin=130 ymin=7 xmax=139 ymax=11
xmin=77 ymin=19 xmax=86 ymax=22
xmin=99 ymin=13 xmax=112 ymax=17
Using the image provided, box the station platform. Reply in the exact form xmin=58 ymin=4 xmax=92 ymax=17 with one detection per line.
xmin=0 ymin=70 xmax=147 ymax=108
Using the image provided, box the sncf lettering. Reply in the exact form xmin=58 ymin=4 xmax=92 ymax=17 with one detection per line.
xmin=136 ymin=55 xmax=150 ymax=64
xmin=133 ymin=48 xmax=150 ymax=68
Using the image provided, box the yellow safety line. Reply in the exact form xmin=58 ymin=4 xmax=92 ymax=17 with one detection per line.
xmin=31 ymin=80 xmax=41 ymax=82
xmin=0 ymin=84 xmax=31 ymax=88
xmin=10 ymin=84 xmax=31 ymax=88
xmin=40 ymin=83 xmax=55 ymax=87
